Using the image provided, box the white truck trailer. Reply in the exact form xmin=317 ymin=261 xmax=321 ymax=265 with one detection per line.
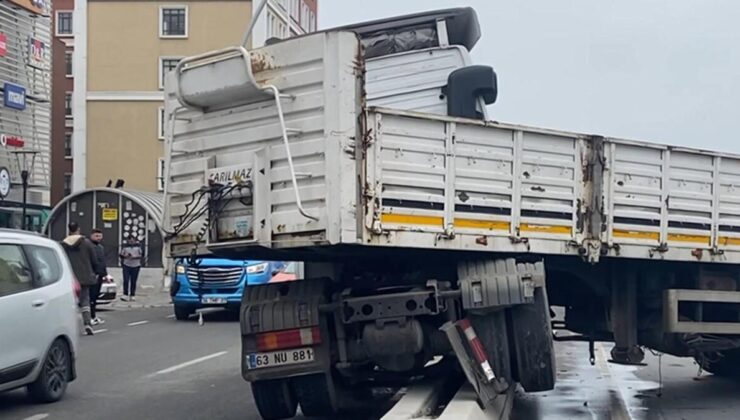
xmin=163 ymin=7 xmax=740 ymax=419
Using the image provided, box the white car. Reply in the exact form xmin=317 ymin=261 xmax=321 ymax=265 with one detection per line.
xmin=0 ymin=230 xmax=78 ymax=402
xmin=97 ymin=275 xmax=117 ymax=304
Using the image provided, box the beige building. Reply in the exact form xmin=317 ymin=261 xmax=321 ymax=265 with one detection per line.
xmin=72 ymin=0 xmax=318 ymax=192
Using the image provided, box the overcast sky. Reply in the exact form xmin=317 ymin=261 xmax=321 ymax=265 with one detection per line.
xmin=319 ymin=1 xmax=740 ymax=152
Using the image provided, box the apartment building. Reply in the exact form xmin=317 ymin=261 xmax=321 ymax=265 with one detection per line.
xmin=252 ymin=0 xmax=317 ymax=48
xmin=69 ymin=0 xmax=318 ymax=195
xmin=50 ymin=0 xmax=73 ymax=204
xmin=0 ymin=0 xmax=52 ymax=230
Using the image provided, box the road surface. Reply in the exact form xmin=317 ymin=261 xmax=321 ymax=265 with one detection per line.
xmin=1 ymin=305 xmax=739 ymax=420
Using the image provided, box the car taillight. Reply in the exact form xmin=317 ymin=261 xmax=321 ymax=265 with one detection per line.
xmin=256 ymin=327 xmax=321 ymax=352
xmin=73 ymin=277 xmax=81 ymax=300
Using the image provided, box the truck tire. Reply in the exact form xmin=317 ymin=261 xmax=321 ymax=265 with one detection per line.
xmin=508 ymin=287 xmax=556 ymax=392
xmin=251 ymin=379 xmax=297 ymax=420
xmin=469 ymin=311 xmax=513 ymax=383
xmin=292 ymin=373 xmax=339 ymax=417
xmin=173 ymin=305 xmax=192 ymax=321
xmin=696 ymin=350 xmax=740 ymax=378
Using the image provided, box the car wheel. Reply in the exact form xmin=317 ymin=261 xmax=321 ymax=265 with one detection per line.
xmin=28 ymin=339 xmax=71 ymax=403
xmin=174 ymin=305 xmax=192 ymax=321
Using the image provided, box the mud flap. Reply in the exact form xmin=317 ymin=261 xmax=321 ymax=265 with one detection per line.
xmin=440 ymin=319 xmax=510 ymax=407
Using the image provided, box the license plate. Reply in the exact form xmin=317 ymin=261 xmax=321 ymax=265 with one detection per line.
xmin=247 ymin=348 xmax=315 ymax=370
xmin=202 ymin=296 xmax=227 ymax=304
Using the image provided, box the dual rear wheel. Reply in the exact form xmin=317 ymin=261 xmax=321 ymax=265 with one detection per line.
xmin=251 ymin=373 xmax=338 ymax=420
xmin=471 ymin=286 xmax=556 ymax=392
xmin=252 ymin=286 xmax=556 ymax=420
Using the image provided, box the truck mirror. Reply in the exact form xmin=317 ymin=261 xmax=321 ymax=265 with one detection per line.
xmin=445 ymin=65 xmax=497 ymax=120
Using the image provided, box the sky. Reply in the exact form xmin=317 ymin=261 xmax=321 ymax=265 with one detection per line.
xmin=319 ymin=1 xmax=740 ymax=152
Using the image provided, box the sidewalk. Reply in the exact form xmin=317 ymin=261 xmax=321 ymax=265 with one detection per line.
xmin=107 ymin=289 xmax=173 ymax=309
xmin=105 ymin=267 xmax=173 ymax=310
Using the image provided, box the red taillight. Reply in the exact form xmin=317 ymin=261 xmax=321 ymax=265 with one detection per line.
xmin=256 ymin=327 xmax=321 ymax=352
xmin=73 ymin=277 xmax=81 ymax=298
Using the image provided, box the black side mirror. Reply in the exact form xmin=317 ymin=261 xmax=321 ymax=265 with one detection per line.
xmin=445 ymin=65 xmax=497 ymax=120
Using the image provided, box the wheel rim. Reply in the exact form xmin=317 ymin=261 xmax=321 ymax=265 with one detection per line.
xmin=44 ymin=343 xmax=68 ymax=396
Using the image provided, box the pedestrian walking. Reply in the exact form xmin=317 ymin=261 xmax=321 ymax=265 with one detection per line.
xmin=90 ymin=228 xmax=108 ymax=326
xmin=120 ymin=237 xmax=143 ymax=301
xmin=61 ymin=222 xmax=99 ymax=336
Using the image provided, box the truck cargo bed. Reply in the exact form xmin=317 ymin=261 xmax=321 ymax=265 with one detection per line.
xmin=164 ymin=31 xmax=740 ymax=265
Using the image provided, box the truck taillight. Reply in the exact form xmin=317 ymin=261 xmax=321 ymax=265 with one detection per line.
xmin=256 ymin=327 xmax=321 ymax=352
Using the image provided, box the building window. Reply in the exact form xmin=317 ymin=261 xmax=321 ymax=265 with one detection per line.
xmin=56 ymin=11 xmax=73 ymax=36
xmin=267 ymin=10 xmax=287 ymax=40
xmin=160 ymin=6 xmax=188 ymax=38
xmin=158 ymin=107 xmax=166 ymax=140
xmin=65 ymin=92 xmax=72 ymax=117
xmin=157 ymin=158 xmax=165 ymax=191
xmin=63 ymin=173 xmax=72 ymax=196
xmin=290 ymin=0 xmax=300 ymax=23
xmin=159 ymin=57 xmax=182 ymax=89
xmin=65 ymin=51 xmax=73 ymax=77
xmin=300 ymin=3 xmax=310 ymax=32
xmin=309 ymin=10 xmax=316 ymax=32
xmin=64 ymin=132 xmax=72 ymax=158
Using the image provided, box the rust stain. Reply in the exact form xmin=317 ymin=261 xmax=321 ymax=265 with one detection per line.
xmin=250 ymin=51 xmax=276 ymax=73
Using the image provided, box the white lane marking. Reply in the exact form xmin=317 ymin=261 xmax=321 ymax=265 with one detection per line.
xmin=166 ymin=314 xmax=175 ymax=319
xmin=597 ymin=343 xmax=636 ymax=420
xmin=127 ymin=320 xmax=149 ymax=326
xmin=147 ymin=351 xmax=228 ymax=377
xmin=23 ymin=414 xmax=49 ymax=420
xmin=92 ymin=329 xmax=108 ymax=334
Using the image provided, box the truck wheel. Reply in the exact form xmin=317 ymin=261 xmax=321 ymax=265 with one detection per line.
xmin=696 ymin=350 xmax=740 ymax=377
xmin=251 ymin=379 xmax=297 ymax=420
xmin=292 ymin=373 xmax=339 ymax=417
xmin=508 ymin=287 xmax=556 ymax=392
xmin=469 ymin=311 xmax=513 ymax=383
xmin=173 ymin=305 xmax=192 ymax=321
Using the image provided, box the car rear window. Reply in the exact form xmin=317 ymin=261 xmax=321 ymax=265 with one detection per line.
xmin=26 ymin=245 xmax=62 ymax=287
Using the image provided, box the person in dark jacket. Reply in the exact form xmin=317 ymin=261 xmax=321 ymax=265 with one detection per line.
xmin=89 ymin=229 xmax=107 ymax=326
xmin=61 ymin=222 xmax=99 ymax=336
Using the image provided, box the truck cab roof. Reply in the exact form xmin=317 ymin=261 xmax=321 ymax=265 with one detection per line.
xmin=336 ymin=7 xmax=480 ymax=57
xmin=267 ymin=8 xmax=480 ymax=59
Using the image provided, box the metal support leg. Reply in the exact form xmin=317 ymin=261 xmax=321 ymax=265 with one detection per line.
xmin=610 ymin=269 xmax=645 ymax=364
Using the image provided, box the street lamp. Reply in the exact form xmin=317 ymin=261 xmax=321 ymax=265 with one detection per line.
xmin=12 ymin=150 xmax=38 ymax=231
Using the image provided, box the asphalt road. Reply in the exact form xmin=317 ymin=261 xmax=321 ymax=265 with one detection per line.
xmin=0 ymin=306 xmax=260 ymax=420
xmin=1 ymin=305 xmax=740 ymax=420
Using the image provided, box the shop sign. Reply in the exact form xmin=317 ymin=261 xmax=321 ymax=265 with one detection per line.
xmin=0 ymin=33 xmax=6 ymax=57
xmin=102 ymin=208 xmax=119 ymax=221
xmin=6 ymin=0 xmax=47 ymax=15
xmin=29 ymin=37 xmax=45 ymax=64
xmin=0 ymin=134 xmax=25 ymax=148
xmin=3 ymin=83 xmax=26 ymax=110
xmin=0 ymin=168 xmax=10 ymax=198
